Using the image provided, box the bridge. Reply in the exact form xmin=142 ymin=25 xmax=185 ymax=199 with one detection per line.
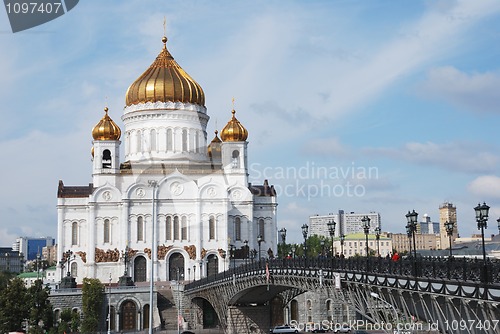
xmin=183 ymin=257 xmax=500 ymax=334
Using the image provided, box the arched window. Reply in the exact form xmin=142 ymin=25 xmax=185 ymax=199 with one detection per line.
xmin=173 ymin=216 xmax=179 ymax=240
xmin=70 ymin=262 xmax=77 ymax=277
xmin=182 ymin=129 xmax=188 ymax=152
xmin=71 ymin=222 xmax=78 ymax=245
xmin=258 ymin=219 xmax=265 ymax=241
xmin=150 ymin=129 xmax=157 ymax=152
xmin=232 ymin=150 xmax=240 ymax=168
xmin=209 ymin=216 xmax=215 ymax=240
xmin=102 ymin=149 xmax=111 ymax=168
xmin=167 ymin=128 xmax=173 ymax=151
xmin=166 ymin=216 xmax=172 ymax=240
xmin=235 ymin=217 xmax=241 ymax=241
xmin=104 ymin=219 xmax=110 ymax=243
xmin=181 ymin=216 xmax=187 ymax=240
xmin=137 ymin=216 xmax=144 ymax=241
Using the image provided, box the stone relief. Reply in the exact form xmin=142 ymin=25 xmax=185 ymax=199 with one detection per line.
xmin=144 ymin=247 xmax=151 ymax=259
xmin=158 ymin=245 xmax=172 ymax=260
xmin=76 ymin=251 xmax=87 ymax=263
xmin=201 ymin=248 xmax=207 ymax=259
xmin=95 ymin=248 xmax=120 ymax=263
xmin=184 ymin=245 xmax=196 ymax=260
xmin=218 ymin=248 xmax=226 ymax=259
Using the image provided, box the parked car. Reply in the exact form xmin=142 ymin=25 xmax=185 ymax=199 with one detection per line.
xmin=270 ymin=325 xmax=299 ymax=333
xmin=333 ymin=324 xmax=352 ymax=333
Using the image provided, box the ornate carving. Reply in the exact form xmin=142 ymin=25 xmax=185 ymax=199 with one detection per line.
xmin=76 ymin=251 xmax=87 ymax=263
xmin=127 ymin=248 xmax=138 ymax=259
xmin=218 ymin=248 xmax=227 ymax=259
xmin=185 ymin=245 xmax=197 ymax=260
xmin=95 ymin=247 xmax=120 ymax=263
xmin=144 ymin=247 xmax=151 ymax=259
xmin=158 ymin=245 xmax=172 ymax=260
xmin=201 ymin=248 xmax=207 ymax=259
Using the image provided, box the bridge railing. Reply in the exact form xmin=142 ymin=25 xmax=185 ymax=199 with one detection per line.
xmin=185 ymin=256 xmax=500 ymax=291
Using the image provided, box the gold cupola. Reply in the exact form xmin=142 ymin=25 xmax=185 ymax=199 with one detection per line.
xmin=207 ymin=130 xmax=222 ymax=159
xmin=92 ymin=107 xmax=122 ymax=141
xmin=220 ymin=109 xmax=248 ymax=142
xmin=125 ymin=36 xmax=205 ymax=107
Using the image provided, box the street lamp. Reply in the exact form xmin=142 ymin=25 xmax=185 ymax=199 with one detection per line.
xmin=327 ymin=219 xmax=336 ymax=257
xmin=497 ymin=217 xmax=500 ymax=235
xmin=301 ymin=224 xmax=309 ymax=259
xmin=445 ymin=220 xmax=454 ymax=258
xmin=291 ymin=246 xmax=296 ymax=259
xmin=474 ymin=202 xmax=490 ymax=282
xmin=340 ymin=234 xmax=345 ymax=257
xmin=107 ymin=273 xmax=112 ymax=334
xmin=279 ymin=228 xmax=287 ymax=258
xmin=250 ymin=249 xmax=257 ymax=263
xmin=375 ymin=226 xmax=381 ymax=257
xmin=229 ymin=244 xmax=236 ymax=269
xmin=362 ymin=216 xmax=370 ymax=258
xmin=148 ymin=180 xmax=158 ymax=334
xmin=320 ymin=240 xmax=325 ymax=257
xmin=257 ymin=235 xmax=263 ymax=264
xmin=405 ymin=210 xmax=418 ymax=276
xmin=244 ymin=240 xmax=248 ymax=264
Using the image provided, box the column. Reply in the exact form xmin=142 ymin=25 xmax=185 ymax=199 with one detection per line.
xmin=87 ymin=203 xmax=96 ymax=277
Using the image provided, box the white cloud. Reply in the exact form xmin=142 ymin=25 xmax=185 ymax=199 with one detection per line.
xmin=301 ymin=137 xmax=349 ymax=157
xmin=468 ymin=175 xmax=500 ymax=199
xmin=418 ymin=66 xmax=500 ymax=113
xmin=365 ymin=141 xmax=499 ymax=173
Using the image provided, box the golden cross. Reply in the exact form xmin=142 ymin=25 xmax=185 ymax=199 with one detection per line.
xmin=163 ymin=16 xmax=166 ymax=36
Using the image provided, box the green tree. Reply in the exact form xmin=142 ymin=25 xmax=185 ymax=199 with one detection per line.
xmin=0 ymin=277 xmax=29 ymax=333
xmin=81 ymin=277 xmax=104 ymax=333
xmin=27 ymin=280 xmax=53 ymax=334
xmin=57 ymin=308 xmax=73 ymax=334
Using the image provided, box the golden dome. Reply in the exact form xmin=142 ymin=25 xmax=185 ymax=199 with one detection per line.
xmin=220 ymin=109 xmax=248 ymax=142
xmin=92 ymin=107 xmax=122 ymax=140
xmin=208 ymin=130 xmax=222 ymax=159
xmin=125 ymin=36 xmax=205 ymax=107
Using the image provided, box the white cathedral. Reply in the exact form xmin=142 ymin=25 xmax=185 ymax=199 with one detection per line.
xmin=56 ymin=35 xmax=278 ymax=285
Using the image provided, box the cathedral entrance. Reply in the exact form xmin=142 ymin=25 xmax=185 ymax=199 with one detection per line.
xmin=168 ymin=253 xmax=184 ymax=281
xmin=134 ymin=256 xmax=147 ymax=282
xmin=206 ymin=254 xmax=218 ymax=276
xmin=120 ymin=300 xmax=137 ymax=331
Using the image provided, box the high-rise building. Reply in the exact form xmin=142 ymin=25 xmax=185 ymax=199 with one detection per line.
xmin=417 ymin=214 xmax=439 ymax=234
xmin=309 ymin=210 xmax=381 ymax=238
xmin=13 ymin=236 xmax=55 ymax=261
xmin=0 ymin=247 xmax=24 ymax=273
xmin=439 ymin=202 xmax=458 ymax=250
xmin=56 ymin=34 xmax=278 ymax=286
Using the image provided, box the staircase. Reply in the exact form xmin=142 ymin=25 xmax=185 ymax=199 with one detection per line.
xmin=157 ymin=282 xmax=179 ymax=330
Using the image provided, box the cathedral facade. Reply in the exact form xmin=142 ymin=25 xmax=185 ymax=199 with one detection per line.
xmin=56 ymin=35 xmax=278 ymax=285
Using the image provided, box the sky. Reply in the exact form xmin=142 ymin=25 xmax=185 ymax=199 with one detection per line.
xmin=1 ymin=0 xmax=500 ymax=246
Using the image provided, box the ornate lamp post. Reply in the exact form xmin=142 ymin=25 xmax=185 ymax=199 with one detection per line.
xmin=250 ymin=249 xmax=257 ymax=263
xmin=362 ymin=216 xmax=370 ymax=258
xmin=257 ymin=235 xmax=263 ymax=264
xmin=320 ymin=240 xmax=325 ymax=257
xmin=244 ymin=240 xmax=248 ymax=264
xmin=327 ymin=219 xmax=336 ymax=257
xmin=340 ymin=234 xmax=345 ymax=257
xmin=406 ymin=222 xmax=413 ymax=255
xmin=301 ymin=224 xmax=309 ymax=259
xmin=291 ymin=246 xmax=296 ymax=259
xmin=445 ymin=220 xmax=454 ymax=259
xmin=375 ymin=226 xmax=381 ymax=257
xmin=229 ymin=244 xmax=236 ymax=269
xmin=474 ymin=202 xmax=490 ymax=282
xmin=497 ymin=217 xmax=500 ymax=235
xmin=279 ymin=228 xmax=287 ymax=258
xmin=405 ymin=210 xmax=418 ymax=276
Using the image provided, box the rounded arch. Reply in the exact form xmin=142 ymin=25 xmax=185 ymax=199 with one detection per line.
xmin=168 ymin=252 xmax=185 ymax=281
xmin=120 ymin=299 xmax=138 ymax=331
xmin=134 ymin=255 xmax=147 ymax=282
xmin=191 ymin=297 xmax=220 ymax=329
xmin=206 ymin=253 xmax=219 ymax=276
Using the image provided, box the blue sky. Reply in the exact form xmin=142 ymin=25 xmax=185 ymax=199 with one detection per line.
xmin=1 ymin=0 xmax=500 ymax=245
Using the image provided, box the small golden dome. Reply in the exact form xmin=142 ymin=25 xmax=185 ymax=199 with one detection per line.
xmin=92 ymin=107 xmax=122 ymax=140
xmin=208 ymin=130 xmax=222 ymax=158
xmin=125 ymin=36 xmax=205 ymax=107
xmin=220 ymin=110 xmax=248 ymax=142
